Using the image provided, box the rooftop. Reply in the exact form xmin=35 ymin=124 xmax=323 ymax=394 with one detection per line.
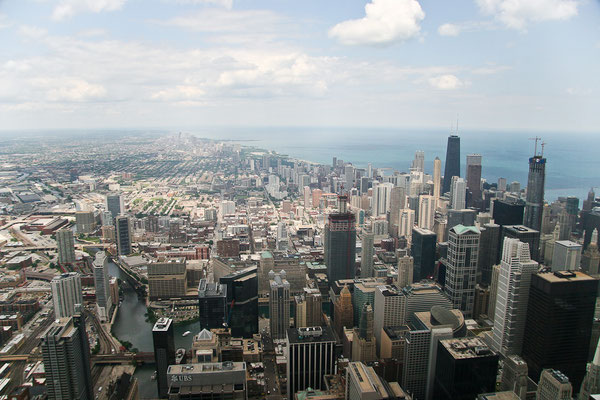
xmin=538 ymin=270 xmax=596 ymax=283
xmin=287 ymin=326 xmax=336 ymax=344
xmin=153 ymin=317 xmax=172 ymax=332
xmin=440 ymin=337 xmax=496 ymax=360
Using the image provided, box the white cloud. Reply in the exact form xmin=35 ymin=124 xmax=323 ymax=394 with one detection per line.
xmin=169 ymin=0 xmax=233 ymax=9
xmin=438 ymin=23 xmax=461 ymax=36
xmin=52 ymin=0 xmax=127 ymax=21
xmin=476 ymin=0 xmax=578 ymax=30
xmin=428 ymin=74 xmax=463 ymax=90
xmin=329 ymin=0 xmax=425 ymax=46
xmin=30 ymin=77 xmax=107 ymax=101
xmin=151 ymin=85 xmax=205 ymax=101
xmin=0 ymin=13 xmax=11 ymax=30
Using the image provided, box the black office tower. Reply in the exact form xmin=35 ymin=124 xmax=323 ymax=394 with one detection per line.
xmin=434 ymin=337 xmax=499 ymax=400
xmin=115 ymin=215 xmax=132 ymax=256
xmin=522 ymin=271 xmax=598 ymax=391
xmin=153 ymin=317 xmax=175 ymax=398
xmin=523 ymin=155 xmax=546 ymax=232
xmin=411 ymin=227 xmax=437 ymax=281
xmin=220 ymin=266 xmax=259 ymax=338
xmin=492 ymin=199 xmax=525 ymax=226
xmin=478 ymin=223 xmax=500 ymax=284
xmin=443 ymin=135 xmax=460 ymax=194
xmin=324 ymin=195 xmax=357 ymax=284
xmin=502 ymin=225 xmax=540 ymax=262
xmin=198 ymin=279 xmax=227 ymax=331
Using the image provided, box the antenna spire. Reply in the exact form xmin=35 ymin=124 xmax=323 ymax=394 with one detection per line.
xmin=528 ymin=136 xmax=542 ymax=156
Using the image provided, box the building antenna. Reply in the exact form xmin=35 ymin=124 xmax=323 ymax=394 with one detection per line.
xmin=528 ymin=136 xmax=542 ymax=156
xmin=541 ymin=141 xmax=546 ymax=158
xmin=456 ymin=114 xmax=459 ymax=134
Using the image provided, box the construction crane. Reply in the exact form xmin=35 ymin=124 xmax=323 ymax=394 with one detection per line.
xmin=529 ymin=136 xmax=542 ymax=156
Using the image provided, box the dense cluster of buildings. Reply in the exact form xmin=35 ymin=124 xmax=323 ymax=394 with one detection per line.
xmin=1 ymin=131 xmax=600 ymax=400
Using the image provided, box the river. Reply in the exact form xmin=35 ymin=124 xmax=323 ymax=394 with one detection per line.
xmin=107 ymin=260 xmax=199 ymax=399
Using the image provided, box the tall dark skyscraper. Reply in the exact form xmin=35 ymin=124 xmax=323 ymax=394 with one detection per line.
xmin=466 ymin=154 xmax=483 ymax=208
xmin=524 ymin=153 xmax=546 ymax=232
xmin=41 ymin=313 xmax=93 ymax=400
xmin=411 ymin=227 xmax=437 ymax=281
xmin=219 ymin=266 xmax=259 ymax=338
xmin=197 ymin=279 xmax=227 ymax=331
xmin=115 ymin=215 xmax=132 ymax=256
xmin=522 ymin=271 xmax=598 ymax=391
xmin=324 ymin=195 xmax=356 ymax=284
xmin=492 ymin=199 xmax=526 ymax=226
xmin=153 ymin=317 xmax=175 ymax=398
xmin=443 ymin=134 xmax=461 ymax=195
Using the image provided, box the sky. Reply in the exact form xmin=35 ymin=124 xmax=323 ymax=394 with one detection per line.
xmin=0 ymin=0 xmax=599 ymax=132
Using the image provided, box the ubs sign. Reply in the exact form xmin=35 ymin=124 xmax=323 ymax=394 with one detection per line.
xmin=171 ymin=375 xmax=193 ymax=383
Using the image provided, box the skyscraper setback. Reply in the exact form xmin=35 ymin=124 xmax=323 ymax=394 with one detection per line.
xmin=443 ymin=134 xmax=460 ymax=195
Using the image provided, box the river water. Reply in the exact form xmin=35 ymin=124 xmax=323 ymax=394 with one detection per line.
xmin=107 ymin=260 xmax=198 ymax=399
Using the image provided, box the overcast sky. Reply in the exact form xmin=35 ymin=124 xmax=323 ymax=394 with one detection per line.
xmin=0 ymin=0 xmax=598 ymax=132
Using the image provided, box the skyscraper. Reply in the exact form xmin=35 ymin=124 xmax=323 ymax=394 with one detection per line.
xmin=523 ymin=153 xmax=546 ymax=232
xmin=492 ymin=199 xmax=525 ymax=226
xmin=75 ymin=211 xmax=95 ymax=235
xmin=286 ymin=326 xmax=336 ymax=399
xmin=56 ymin=228 xmax=75 ymax=265
xmin=398 ymin=208 xmax=415 ymax=240
xmin=346 ymin=361 xmax=410 ymax=400
xmin=536 ymin=369 xmax=572 ymax=400
xmin=579 ymin=338 xmax=600 ymax=400
xmin=552 ymin=240 xmax=582 ymax=271
xmin=522 ymin=271 xmax=598 ymax=390
xmin=51 ymin=272 xmax=83 ymax=320
xmin=115 ymin=215 xmax=132 ymax=256
xmin=373 ymin=285 xmax=406 ymax=347
xmin=466 ymin=154 xmax=482 ymax=208
xmin=269 ymin=270 xmax=291 ymax=340
xmin=418 ymin=195 xmax=436 ymax=230
xmin=411 ymin=227 xmax=437 ymax=281
xmin=42 ymin=314 xmax=93 ymax=400
xmin=444 ymin=225 xmax=480 ymax=318
xmin=477 ymin=223 xmax=500 ymax=285
xmin=412 ymin=150 xmax=425 ymax=172
xmin=197 ymin=279 xmax=227 ymax=331
xmin=334 ymin=285 xmax=354 ymax=339
xmin=361 ymin=233 xmax=374 ymax=278
xmin=443 ymin=135 xmax=460 ymax=195
xmin=582 ymin=229 xmax=600 ymax=274
xmin=106 ymin=193 xmax=124 ymax=220
xmin=166 ymin=362 xmax=247 ymax=399
xmin=433 ymin=157 xmax=442 ymax=206
xmin=373 ymin=182 xmax=394 ymax=216
xmin=93 ymin=251 xmax=112 ymax=322
xmin=325 ymin=195 xmax=356 ymax=284
xmin=490 ymin=238 xmax=538 ymax=356
xmin=352 ymin=303 xmax=377 ymax=363
xmin=450 ymin=178 xmax=466 ymax=210
xmin=389 ymin=187 xmax=406 ymax=237
xmin=502 ymin=225 xmax=540 ymax=262
xmin=397 ymin=255 xmax=414 ymax=288
xmin=219 ymin=266 xmax=259 ymax=338
xmin=153 ymin=317 xmax=175 ymax=399
xmin=433 ymin=337 xmax=499 ymax=400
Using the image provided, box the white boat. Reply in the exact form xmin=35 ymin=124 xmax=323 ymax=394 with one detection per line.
xmin=182 ymin=331 xmax=191 ymax=337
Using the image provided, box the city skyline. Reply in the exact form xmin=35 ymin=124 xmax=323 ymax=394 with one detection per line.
xmin=0 ymin=0 xmax=598 ymax=131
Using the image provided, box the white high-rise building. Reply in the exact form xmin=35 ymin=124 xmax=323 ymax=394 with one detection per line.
xmin=433 ymin=157 xmax=441 ymax=206
xmin=552 ymin=240 xmax=582 ymax=271
xmin=418 ymin=195 xmax=436 ymax=230
xmin=397 ymin=255 xmax=414 ymax=288
xmin=51 ymin=272 xmax=83 ymax=319
xmin=373 ymin=285 xmax=406 ymax=347
xmin=444 ymin=225 xmax=480 ymax=317
xmin=491 ymin=238 xmax=539 ymax=356
xmin=451 ymin=178 xmax=467 ymax=210
xmin=303 ymin=186 xmax=311 ymax=208
xmin=372 ymin=182 xmax=394 ymax=216
xmin=399 ymin=208 xmax=415 ymax=240
xmin=93 ymin=252 xmax=112 ymax=322
xmin=56 ymin=228 xmax=75 ymax=265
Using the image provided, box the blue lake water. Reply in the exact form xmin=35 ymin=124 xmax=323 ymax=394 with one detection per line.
xmin=188 ymin=126 xmax=599 ymax=202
